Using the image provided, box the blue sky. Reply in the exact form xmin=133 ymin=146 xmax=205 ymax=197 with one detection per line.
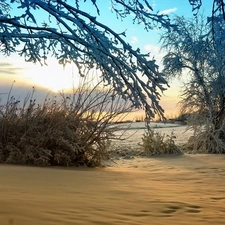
xmin=0 ymin=0 xmax=212 ymax=119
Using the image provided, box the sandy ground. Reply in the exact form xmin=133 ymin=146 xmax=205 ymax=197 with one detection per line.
xmin=1 ymin=154 xmax=225 ymax=225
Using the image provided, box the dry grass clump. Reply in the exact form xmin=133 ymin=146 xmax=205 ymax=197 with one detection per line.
xmin=140 ymin=125 xmax=182 ymax=155
xmin=0 ymin=81 xmax=132 ymax=167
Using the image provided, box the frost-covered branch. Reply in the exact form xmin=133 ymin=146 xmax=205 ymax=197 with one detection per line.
xmin=0 ymin=0 xmax=175 ymax=119
xmin=161 ymin=15 xmax=225 ymax=129
xmin=188 ymin=0 xmax=225 ymax=18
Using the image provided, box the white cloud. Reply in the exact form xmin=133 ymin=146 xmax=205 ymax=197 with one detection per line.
xmin=152 ymin=0 xmax=156 ymax=9
xmin=144 ymin=44 xmax=160 ymax=53
xmin=144 ymin=44 xmax=166 ymax=65
xmin=159 ymin=7 xmax=177 ymax=15
xmin=131 ymin=36 xmax=138 ymax=44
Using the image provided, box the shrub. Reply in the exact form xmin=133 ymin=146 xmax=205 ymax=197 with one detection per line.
xmin=140 ymin=125 xmax=182 ymax=155
xmin=0 ymin=80 xmax=132 ymax=167
xmin=184 ymin=123 xmax=225 ymax=154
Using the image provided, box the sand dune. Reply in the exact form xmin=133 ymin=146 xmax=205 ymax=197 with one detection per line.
xmin=1 ymin=154 xmax=225 ymax=225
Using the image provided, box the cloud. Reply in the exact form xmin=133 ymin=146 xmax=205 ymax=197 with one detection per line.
xmin=152 ymin=0 xmax=156 ymax=9
xmin=159 ymin=7 xmax=177 ymax=15
xmin=0 ymin=81 xmax=51 ymax=104
xmin=0 ymin=62 xmax=12 ymax=67
xmin=131 ymin=36 xmax=138 ymax=44
xmin=144 ymin=44 xmax=160 ymax=53
xmin=144 ymin=44 xmax=166 ymax=65
xmin=0 ymin=62 xmax=26 ymax=75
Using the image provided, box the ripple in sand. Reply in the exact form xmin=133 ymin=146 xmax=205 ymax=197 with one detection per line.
xmin=211 ymin=197 xmax=225 ymax=201
xmin=185 ymin=205 xmax=202 ymax=213
xmin=161 ymin=209 xmax=177 ymax=214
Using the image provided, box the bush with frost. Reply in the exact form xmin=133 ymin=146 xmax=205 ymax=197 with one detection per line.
xmin=140 ymin=125 xmax=182 ymax=155
xmin=184 ymin=120 xmax=225 ymax=154
xmin=0 ymin=80 xmax=132 ymax=167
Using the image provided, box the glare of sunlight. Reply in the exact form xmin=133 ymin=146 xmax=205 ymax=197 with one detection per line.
xmin=23 ymin=60 xmax=80 ymax=92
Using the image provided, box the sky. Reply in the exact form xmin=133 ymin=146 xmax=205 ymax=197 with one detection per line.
xmin=0 ymin=0 xmax=213 ymax=120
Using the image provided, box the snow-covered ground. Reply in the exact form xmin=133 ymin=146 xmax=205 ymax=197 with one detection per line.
xmin=111 ymin=122 xmax=194 ymax=149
